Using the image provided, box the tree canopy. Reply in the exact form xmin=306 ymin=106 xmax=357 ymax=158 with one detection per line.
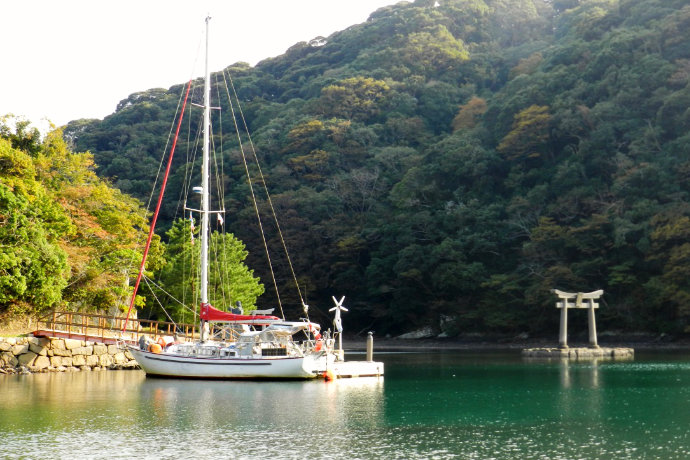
xmin=0 ymin=119 xmax=163 ymax=318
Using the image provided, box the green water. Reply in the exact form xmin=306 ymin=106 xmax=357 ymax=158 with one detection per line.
xmin=1 ymin=351 xmax=689 ymax=459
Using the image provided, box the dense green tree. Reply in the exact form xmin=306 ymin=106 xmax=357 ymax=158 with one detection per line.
xmin=497 ymin=104 xmax=552 ymax=161
xmin=0 ymin=141 xmax=67 ymax=317
xmin=318 ymin=77 xmax=390 ymax=121
xmin=0 ymin=120 xmax=162 ymax=319
xmin=0 ymin=116 xmax=42 ymax=157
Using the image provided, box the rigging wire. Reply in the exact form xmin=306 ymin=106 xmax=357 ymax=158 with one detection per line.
xmin=208 ymin=119 xmax=227 ymax=312
xmin=143 ymin=276 xmax=179 ymax=325
xmin=182 ymin=108 xmax=204 ymax=324
xmin=221 ymin=69 xmax=308 ymax=316
xmin=209 ymin=75 xmax=227 ymax=311
xmin=220 ymin=71 xmax=286 ymax=320
xmin=142 ymin=274 xmax=195 ymax=314
xmin=208 ymin=76 xmax=232 ymax=312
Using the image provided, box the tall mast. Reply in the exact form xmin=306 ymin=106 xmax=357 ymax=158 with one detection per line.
xmin=200 ymin=16 xmax=211 ymax=340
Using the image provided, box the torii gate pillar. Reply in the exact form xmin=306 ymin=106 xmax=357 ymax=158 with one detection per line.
xmin=552 ymin=289 xmax=604 ymax=349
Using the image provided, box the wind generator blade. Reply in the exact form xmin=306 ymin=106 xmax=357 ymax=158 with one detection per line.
xmin=330 ymin=295 xmax=348 ymax=312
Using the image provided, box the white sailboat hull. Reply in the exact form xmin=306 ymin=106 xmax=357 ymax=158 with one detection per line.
xmin=129 ymin=347 xmax=326 ymax=379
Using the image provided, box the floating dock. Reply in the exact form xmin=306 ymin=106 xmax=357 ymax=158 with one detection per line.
xmin=329 ymin=360 xmax=384 ymax=378
xmin=324 ymin=331 xmax=384 ymax=379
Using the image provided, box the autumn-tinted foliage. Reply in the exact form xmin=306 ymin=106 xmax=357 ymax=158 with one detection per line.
xmin=61 ymin=0 xmax=690 ymax=337
xmin=0 ymin=119 xmax=163 ymax=318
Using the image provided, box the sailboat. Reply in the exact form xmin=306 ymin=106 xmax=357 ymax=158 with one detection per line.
xmin=123 ymin=17 xmax=339 ymax=379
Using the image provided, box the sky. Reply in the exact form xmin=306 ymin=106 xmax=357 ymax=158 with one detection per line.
xmin=1 ymin=0 xmax=408 ymax=132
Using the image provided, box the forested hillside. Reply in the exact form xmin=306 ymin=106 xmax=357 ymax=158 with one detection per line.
xmin=0 ymin=119 xmax=162 ymax=320
xmin=61 ymin=0 xmax=690 ymax=337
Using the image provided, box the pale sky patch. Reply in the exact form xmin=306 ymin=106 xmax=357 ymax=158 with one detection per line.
xmin=1 ymin=0 xmax=408 ymax=131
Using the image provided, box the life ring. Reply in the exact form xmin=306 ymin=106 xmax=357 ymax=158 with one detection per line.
xmin=314 ymin=340 xmax=323 ymax=352
xmin=148 ymin=343 xmax=162 ymax=354
xmin=157 ymin=336 xmax=174 ymax=348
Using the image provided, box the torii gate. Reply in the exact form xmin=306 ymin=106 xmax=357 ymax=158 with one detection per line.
xmin=552 ymin=289 xmax=604 ymax=349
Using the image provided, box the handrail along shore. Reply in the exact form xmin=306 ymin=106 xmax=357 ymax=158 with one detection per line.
xmin=34 ymin=310 xmax=207 ymax=345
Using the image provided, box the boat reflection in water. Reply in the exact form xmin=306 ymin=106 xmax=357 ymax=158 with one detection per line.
xmin=134 ymin=374 xmax=386 ymax=458
xmin=1 ymin=370 xmax=385 ymax=458
xmin=137 ymin=374 xmax=385 ymax=430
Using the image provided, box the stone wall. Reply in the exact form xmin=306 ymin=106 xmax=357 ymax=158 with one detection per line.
xmin=0 ymin=336 xmax=139 ymax=375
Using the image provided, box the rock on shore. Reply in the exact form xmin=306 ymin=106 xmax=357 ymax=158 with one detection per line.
xmin=0 ymin=336 xmax=138 ymax=375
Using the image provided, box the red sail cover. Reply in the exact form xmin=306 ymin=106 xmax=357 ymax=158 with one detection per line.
xmin=200 ymin=303 xmax=279 ymax=323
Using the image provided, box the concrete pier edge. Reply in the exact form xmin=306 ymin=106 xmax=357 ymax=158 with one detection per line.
xmin=521 ymin=346 xmax=634 ymax=359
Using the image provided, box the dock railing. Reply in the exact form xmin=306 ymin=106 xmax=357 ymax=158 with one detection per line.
xmin=35 ymin=311 xmax=200 ymax=345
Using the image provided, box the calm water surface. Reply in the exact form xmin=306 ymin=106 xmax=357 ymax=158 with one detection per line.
xmin=1 ymin=351 xmax=689 ymax=459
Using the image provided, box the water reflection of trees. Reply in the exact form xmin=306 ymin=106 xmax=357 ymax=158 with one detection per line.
xmin=0 ymin=371 xmax=146 ymax=431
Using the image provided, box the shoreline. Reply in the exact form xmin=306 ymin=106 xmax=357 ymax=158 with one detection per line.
xmin=2 ymin=325 xmax=689 ymax=354
xmin=341 ymin=336 xmax=690 ymax=352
